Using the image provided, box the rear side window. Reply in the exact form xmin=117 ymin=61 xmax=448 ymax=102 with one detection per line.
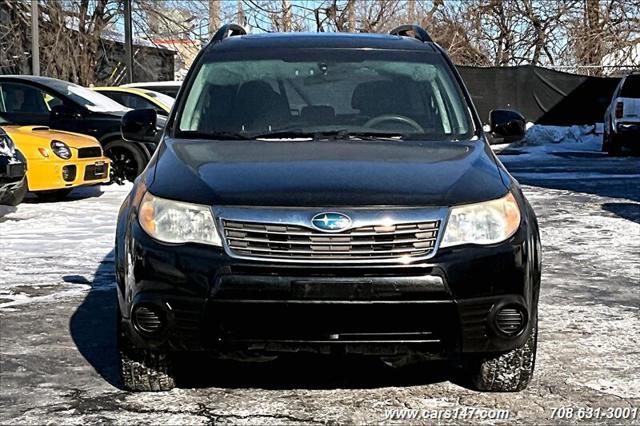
xmin=620 ymin=76 xmax=640 ymax=98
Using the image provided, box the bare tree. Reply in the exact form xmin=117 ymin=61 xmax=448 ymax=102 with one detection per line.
xmin=209 ymin=0 xmax=220 ymax=36
xmin=2 ymin=0 xmax=639 ymax=83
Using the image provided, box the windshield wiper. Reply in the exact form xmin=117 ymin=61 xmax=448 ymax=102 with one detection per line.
xmin=333 ymin=131 xmax=404 ymax=140
xmin=251 ymin=129 xmax=316 ymax=139
xmin=251 ymin=128 xmax=404 ymax=141
xmin=179 ymin=131 xmax=250 ymax=140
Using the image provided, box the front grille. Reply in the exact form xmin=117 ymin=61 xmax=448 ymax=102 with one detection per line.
xmin=77 ymin=147 xmax=102 ymax=158
xmin=84 ymin=163 xmax=108 ymax=180
xmin=222 ymin=219 xmax=440 ymax=261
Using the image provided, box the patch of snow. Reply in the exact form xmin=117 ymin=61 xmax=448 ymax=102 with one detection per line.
xmin=523 ymin=124 xmax=601 ymax=148
xmin=495 ymin=124 xmax=604 ymax=162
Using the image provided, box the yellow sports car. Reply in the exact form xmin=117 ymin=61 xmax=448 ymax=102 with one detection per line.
xmin=91 ymin=87 xmax=174 ymax=116
xmin=0 ymin=117 xmax=111 ymax=200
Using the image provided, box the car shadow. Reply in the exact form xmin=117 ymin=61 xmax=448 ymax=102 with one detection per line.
xmin=67 ymin=249 xmax=120 ymax=388
xmin=69 ymin=250 xmax=459 ymax=391
xmin=173 ymin=353 xmax=453 ymax=391
xmin=601 ymin=202 xmax=640 ymax=224
xmin=24 ymin=184 xmax=106 ymax=203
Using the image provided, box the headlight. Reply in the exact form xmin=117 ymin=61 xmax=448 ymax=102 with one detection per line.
xmin=50 ymin=140 xmax=71 ymax=159
xmin=441 ymin=192 xmax=521 ymax=248
xmin=138 ymin=192 xmax=222 ymax=246
xmin=0 ymin=133 xmax=16 ymax=156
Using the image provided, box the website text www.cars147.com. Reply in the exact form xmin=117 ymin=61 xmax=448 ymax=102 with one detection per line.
xmin=384 ymin=407 xmax=511 ymax=421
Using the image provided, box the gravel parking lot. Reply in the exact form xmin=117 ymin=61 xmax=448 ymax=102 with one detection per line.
xmin=1 ymin=151 xmax=639 ymax=424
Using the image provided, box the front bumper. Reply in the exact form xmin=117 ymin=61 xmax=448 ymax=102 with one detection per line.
xmin=25 ymin=156 xmax=110 ymax=192
xmin=0 ymin=157 xmax=26 ymax=197
xmin=119 ymin=220 xmax=538 ymax=357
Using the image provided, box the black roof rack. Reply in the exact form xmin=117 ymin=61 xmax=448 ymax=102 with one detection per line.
xmin=210 ymin=23 xmax=247 ymax=44
xmin=389 ymin=25 xmax=433 ymax=43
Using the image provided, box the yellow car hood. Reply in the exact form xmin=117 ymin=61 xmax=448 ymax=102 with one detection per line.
xmin=3 ymin=125 xmax=102 ymax=149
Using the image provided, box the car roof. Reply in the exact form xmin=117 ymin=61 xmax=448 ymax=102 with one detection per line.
xmin=0 ymin=75 xmax=67 ymax=85
xmin=207 ymin=32 xmax=438 ymax=53
xmin=93 ymin=86 xmax=149 ymax=95
xmin=121 ymin=81 xmax=182 ymax=88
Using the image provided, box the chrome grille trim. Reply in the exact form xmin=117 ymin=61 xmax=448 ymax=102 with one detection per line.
xmin=214 ymin=206 xmax=449 ymax=264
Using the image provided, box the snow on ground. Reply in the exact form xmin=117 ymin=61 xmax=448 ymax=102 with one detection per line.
xmin=0 ymin=184 xmax=131 ymax=309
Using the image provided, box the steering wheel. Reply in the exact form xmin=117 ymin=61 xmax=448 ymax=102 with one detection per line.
xmin=363 ymin=114 xmax=425 ymax=133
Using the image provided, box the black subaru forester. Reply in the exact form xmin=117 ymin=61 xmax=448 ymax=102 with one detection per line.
xmin=116 ymin=25 xmax=541 ymax=392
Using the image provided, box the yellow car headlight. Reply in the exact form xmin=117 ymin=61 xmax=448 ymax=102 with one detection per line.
xmin=50 ymin=140 xmax=71 ymax=159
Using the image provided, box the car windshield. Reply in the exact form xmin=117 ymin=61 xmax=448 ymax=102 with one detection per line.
xmin=0 ymin=115 xmax=10 ymax=125
xmin=47 ymin=80 xmax=130 ymax=113
xmin=143 ymin=90 xmax=175 ymax=108
xmin=177 ymin=49 xmax=475 ymax=140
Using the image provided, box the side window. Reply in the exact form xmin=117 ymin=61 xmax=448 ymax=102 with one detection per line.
xmin=0 ymin=82 xmax=50 ymax=114
xmin=122 ymin=93 xmax=156 ymax=110
xmin=44 ymin=93 xmax=64 ymax=110
xmin=101 ymin=91 xmax=128 ymax=107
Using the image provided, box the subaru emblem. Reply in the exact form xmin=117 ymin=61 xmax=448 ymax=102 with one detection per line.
xmin=311 ymin=212 xmax=352 ymax=232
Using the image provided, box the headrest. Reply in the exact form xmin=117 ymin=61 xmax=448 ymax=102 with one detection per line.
xmin=301 ymin=105 xmax=335 ymax=122
xmin=351 ymin=80 xmax=411 ymax=115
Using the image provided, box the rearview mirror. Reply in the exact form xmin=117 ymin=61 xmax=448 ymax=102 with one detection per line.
xmin=489 ymin=109 xmax=526 ymax=142
xmin=121 ymin=108 xmax=157 ymax=143
xmin=50 ymin=104 xmax=81 ymax=120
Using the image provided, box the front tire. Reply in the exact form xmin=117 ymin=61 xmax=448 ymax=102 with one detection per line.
xmin=104 ymin=140 xmax=146 ymax=184
xmin=118 ymin=319 xmax=176 ymax=392
xmin=465 ymin=316 xmax=538 ymax=392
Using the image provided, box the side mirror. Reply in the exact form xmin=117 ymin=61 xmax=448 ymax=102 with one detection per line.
xmin=489 ymin=109 xmax=526 ymax=142
xmin=121 ymin=108 xmax=157 ymax=143
xmin=50 ymin=104 xmax=81 ymax=120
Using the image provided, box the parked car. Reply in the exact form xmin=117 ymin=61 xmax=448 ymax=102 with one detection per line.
xmin=120 ymin=81 xmax=182 ymax=98
xmin=603 ymin=73 xmax=640 ymax=156
xmin=0 ymin=76 xmax=162 ymax=183
xmin=0 ymin=123 xmax=27 ymax=206
xmin=2 ymin=117 xmax=111 ymax=200
xmin=91 ymin=87 xmax=174 ymax=116
xmin=115 ymin=24 xmax=541 ymax=392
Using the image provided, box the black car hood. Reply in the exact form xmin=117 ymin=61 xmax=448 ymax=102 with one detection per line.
xmin=150 ymin=138 xmax=508 ymax=207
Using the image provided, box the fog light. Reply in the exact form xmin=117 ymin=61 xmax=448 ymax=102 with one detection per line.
xmin=62 ymin=165 xmax=76 ymax=182
xmin=495 ymin=306 xmax=526 ymax=335
xmin=132 ymin=305 xmax=164 ymax=334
